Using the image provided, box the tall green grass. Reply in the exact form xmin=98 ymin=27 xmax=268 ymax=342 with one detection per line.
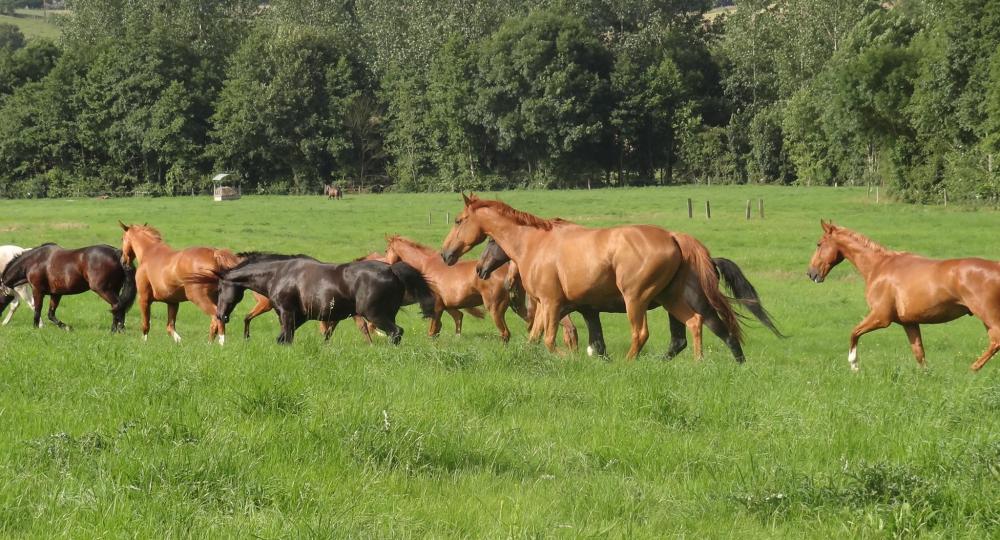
xmin=1 ymin=186 xmax=998 ymax=537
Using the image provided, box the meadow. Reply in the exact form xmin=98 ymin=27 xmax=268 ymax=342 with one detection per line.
xmin=1 ymin=186 xmax=999 ymax=538
xmin=0 ymin=8 xmax=61 ymax=41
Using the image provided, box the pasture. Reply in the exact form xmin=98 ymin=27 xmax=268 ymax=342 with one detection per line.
xmin=1 ymin=186 xmax=999 ymax=537
xmin=0 ymin=9 xmax=61 ymax=41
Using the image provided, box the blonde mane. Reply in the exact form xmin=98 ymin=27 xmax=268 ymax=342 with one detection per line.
xmin=467 ymin=199 xmax=560 ymax=230
xmin=832 ymin=226 xmax=900 ymax=255
xmin=387 ymin=235 xmax=435 ymax=255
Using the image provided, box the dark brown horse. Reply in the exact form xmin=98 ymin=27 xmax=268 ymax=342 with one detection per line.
xmin=0 ymin=243 xmax=136 ymax=331
xmin=809 ymin=221 xmax=1000 ymax=372
xmin=120 ymin=222 xmax=241 ymax=344
xmin=441 ymin=194 xmax=742 ymax=360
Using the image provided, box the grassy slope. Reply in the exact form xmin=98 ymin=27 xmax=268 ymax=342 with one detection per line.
xmin=0 ymin=8 xmax=61 ymax=41
xmin=0 ymin=186 xmax=998 ymax=537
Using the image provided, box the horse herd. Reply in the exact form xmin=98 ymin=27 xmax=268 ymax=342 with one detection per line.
xmin=2 ymin=194 xmax=999 ymax=372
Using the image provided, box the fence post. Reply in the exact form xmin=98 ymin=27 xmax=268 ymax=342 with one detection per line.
xmin=428 ymin=211 xmax=432 ymax=225
xmin=875 ymin=186 xmax=880 ymax=204
xmin=445 ymin=211 xmax=450 ymax=224
xmin=705 ymin=200 xmax=711 ymax=219
xmin=687 ymin=198 xmax=693 ymax=219
xmin=745 ymin=200 xmax=751 ymax=220
xmin=943 ymin=189 xmax=948 ymax=207
xmin=758 ymin=198 xmax=764 ymax=219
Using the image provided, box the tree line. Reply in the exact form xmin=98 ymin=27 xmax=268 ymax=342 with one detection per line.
xmin=0 ymin=0 xmax=997 ymax=202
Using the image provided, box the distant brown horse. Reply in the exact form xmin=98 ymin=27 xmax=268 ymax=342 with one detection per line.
xmin=120 ymin=222 xmax=241 ymax=344
xmin=324 ymin=184 xmax=343 ymax=199
xmin=385 ymin=235 xmax=577 ymax=345
xmin=808 ymin=221 xmax=1000 ymax=372
xmin=441 ymin=194 xmax=742 ymax=360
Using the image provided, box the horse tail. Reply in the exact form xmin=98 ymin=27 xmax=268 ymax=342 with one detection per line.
xmin=713 ymin=257 xmax=783 ymax=338
xmin=672 ymin=233 xmax=742 ymax=345
xmin=114 ymin=257 xmax=137 ymax=319
xmin=389 ymin=262 xmax=436 ymax=318
xmin=214 ymin=249 xmax=241 ymax=271
xmin=463 ymin=307 xmax=486 ymax=319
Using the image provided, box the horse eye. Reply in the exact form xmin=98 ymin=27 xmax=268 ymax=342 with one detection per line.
xmin=454 ymin=218 xmax=461 ymax=225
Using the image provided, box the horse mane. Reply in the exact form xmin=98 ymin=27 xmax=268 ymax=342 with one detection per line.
xmin=0 ymin=244 xmax=52 ymax=283
xmin=235 ymin=251 xmax=316 ymax=267
xmin=467 ymin=199 xmax=560 ymax=230
xmin=130 ymin=224 xmax=163 ymax=241
xmin=832 ymin=226 xmax=901 ymax=255
xmin=386 ymin=235 xmax=435 ymax=254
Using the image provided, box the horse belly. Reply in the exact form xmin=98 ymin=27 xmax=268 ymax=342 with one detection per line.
xmin=895 ymin=293 xmax=970 ymax=324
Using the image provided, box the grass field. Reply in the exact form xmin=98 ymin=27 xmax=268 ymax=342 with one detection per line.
xmin=0 ymin=8 xmax=61 ymax=41
xmin=1 ymin=186 xmax=999 ymax=537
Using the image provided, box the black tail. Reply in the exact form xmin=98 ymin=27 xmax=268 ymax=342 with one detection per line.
xmin=389 ymin=262 xmax=436 ymax=318
xmin=712 ymin=258 xmax=783 ymax=337
xmin=114 ymin=259 xmax=137 ymax=320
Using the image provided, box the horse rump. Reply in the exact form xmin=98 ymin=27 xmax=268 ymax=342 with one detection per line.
xmin=389 ymin=262 xmax=436 ymax=318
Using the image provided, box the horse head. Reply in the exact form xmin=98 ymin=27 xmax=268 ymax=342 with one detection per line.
xmin=475 ymin=238 xmax=510 ymax=280
xmin=807 ymin=220 xmax=845 ymax=283
xmin=441 ymin=193 xmax=488 ymax=265
xmin=215 ymin=278 xmax=246 ymax=324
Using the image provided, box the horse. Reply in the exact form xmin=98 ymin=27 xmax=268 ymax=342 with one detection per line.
xmin=476 ymin=237 xmax=781 ymax=358
xmin=0 ymin=245 xmax=36 ymax=325
xmin=441 ymin=194 xmax=743 ymax=360
xmin=324 ymin=184 xmax=343 ymax=199
xmin=808 ymin=220 xmax=1000 ymax=372
xmin=120 ymin=222 xmax=241 ymax=344
xmin=384 ymin=235 xmax=578 ymax=346
xmin=0 ymin=243 xmax=136 ymax=331
xmin=202 ymin=253 xmax=436 ymax=344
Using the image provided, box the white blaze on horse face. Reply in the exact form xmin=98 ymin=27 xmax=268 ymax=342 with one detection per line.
xmin=848 ymin=347 xmax=859 ymax=371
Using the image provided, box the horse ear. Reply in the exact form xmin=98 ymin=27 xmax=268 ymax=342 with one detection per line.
xmin=118 ymin=220 xmax=129 ymax=231
xmin=462 ymin=192 xmax=472 ymax=205
xmin=820 ymin=220 xmax=831 ymax=232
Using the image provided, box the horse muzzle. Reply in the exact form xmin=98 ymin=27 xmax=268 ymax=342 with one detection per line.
xmin=806 ymin=268 xmax=825 ymax=283
xmin=475 ymin=264 xmax=489 ymax=279
xmin=441 ymin=250 xmax=459 ymax=266
xmin=218 ymin=313 xmax=230 ymax=324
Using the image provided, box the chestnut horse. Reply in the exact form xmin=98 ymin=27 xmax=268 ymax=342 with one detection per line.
xmin=441 ymin=194 xmax=742 ymax=360
xmin=808 ymin=221 xmax=1000 ymax=372
xmin=120 ymin=222 xmax=241 ymax=344
xmin=384 ymin=235 xmax=577 ymax=346
xmin=476 ymin=237 xmax=781 ymax=359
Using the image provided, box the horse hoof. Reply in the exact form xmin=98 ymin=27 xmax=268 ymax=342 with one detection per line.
xmin=217 ymin=335 xmax=226 ymax=346
xmin=170 ymin=331 xmax=182 ymax=343
xmin=587 ymin=345 xmax=594 ymax=357
xmin=142 ymin=334 xmax=148 ymax=342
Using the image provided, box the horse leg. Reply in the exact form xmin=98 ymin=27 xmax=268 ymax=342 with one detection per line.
xmin=276 ymin=309 xmax=304 ymax=344
xmin=623 ymin=299 xmax=651 ymax=360
xmin=321 ymin=320 xmax=338 ymax=342
xmin=31 ymin=288 xmax=44 ymax=328
xmin=0 ymin=294 xmax=14 ymax=325
xmin=186 ymin=287 xmax=225 ymax=345
xmin=970 ymin=326 xmax=1000 ymax=372
xmin=487 ymin=296 xmax=512 ymax=344
xmin=902 ymin=324 xmax=926 ymax=368
xmin=578 ymin=308 xmax=606 ymax=357
xmin=354 ymin=316 xmax=373 ymax=344
xmin=539 ymin=300 xmax=565 ymax=353
xmin=560 ymin=315 xmax=579 ymax=351
xmin=426 ymin=302 xmax=444 ymax=338
xmin=369 ymin=315 xmax=403 ymax=345
xmin=92 ymin=286 xmax=123 ymax=333
xmin=243 ymin=294 xmax=272 ymax=339
xmin=46 ymin=294 xmax=71 ymax=331
xmin=446 ymin=308 xmax=464 ymax=335
xmin=848 ymin=312 xmax=892 ymax=372
xmin=664 ymin=314 xmax=688 ymax=360
xmin=166 ymin=303 xmax=182 ymax=343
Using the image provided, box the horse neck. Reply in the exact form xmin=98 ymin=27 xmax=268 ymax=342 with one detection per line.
xmin=131 ymin=234 xmax=171 ymax=261
xmin=477 ymin=210 xmax=543 ymax=268
xmin=835 ymin=233 xmax=890 ymax=280
xmin=225 ymin=264 xmax=276 ymax=295
xmin=391 ymin=242 xmax=440 ymax=272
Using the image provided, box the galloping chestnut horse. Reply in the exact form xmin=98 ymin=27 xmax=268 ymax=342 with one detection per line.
xmin=384 ymin=235 xmax=577 ymax=346
xmin=441 ymin=194 xmax=742 ymax=360
xmin=808 ymin=221 xmax=1000 ymax=372
xmin=476 ymin=237 xmax=781 ymax=359
xmin=120 ymin=222 xmax=241 ymax=344
xmin=0 ymin=243 xmax=136 ymax=331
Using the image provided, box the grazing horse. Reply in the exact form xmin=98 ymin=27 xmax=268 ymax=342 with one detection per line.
xmin=441 ymin=194 xmax=743 ymax=360
xmin=0 ymin=245 xmax=35 ymax=325
xmin=0 ymin=243 xmax=136 ymax=331
xmin=476 ymin=237 xmax=780 ymax=358
xmin=808 ymin=221 xmax=1000 ymax=372
xmin=324 ymin=184 xmax=343 ymax=199
xmin=206 ymin=253 xmax=436 ymax=344
xmin=384 ymin=235 xmax=577 ymax=346
xmin=119 ymin=222 xmax=240 ymax=344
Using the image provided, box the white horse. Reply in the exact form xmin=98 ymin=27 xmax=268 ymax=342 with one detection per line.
xmin=0 ymin=245 xmax=35 ymax=325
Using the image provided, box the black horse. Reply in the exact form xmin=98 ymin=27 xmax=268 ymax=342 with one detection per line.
xmin=0 ymin=243 xmax=137 ymax=332
xmin=474 ymin=238 xmax=782 ymax=359
xmin=207 ymin=253 xmax=436 ymax=344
